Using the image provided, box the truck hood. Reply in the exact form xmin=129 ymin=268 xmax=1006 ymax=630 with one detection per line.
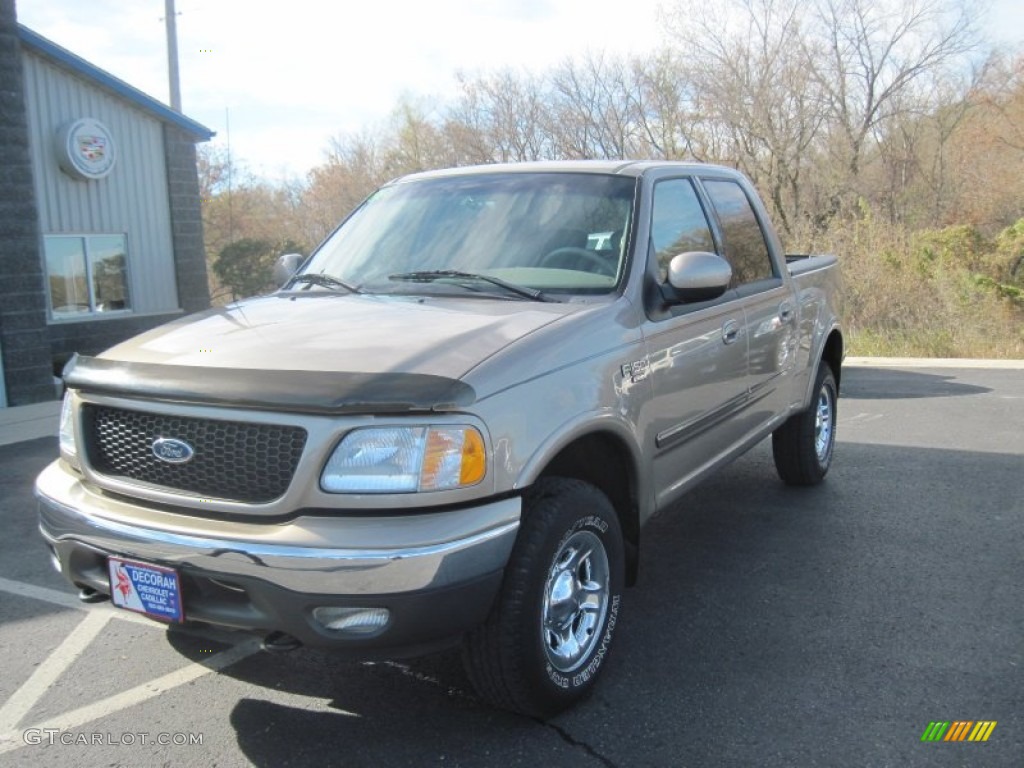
xmin=67 ymin=293 xmax=582 ymax=414
xmin=102 ymin=293 xmax=577 ymax=375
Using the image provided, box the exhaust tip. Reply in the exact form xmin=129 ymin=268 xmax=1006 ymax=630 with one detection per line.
xmin=261 ymin=631 xmax=302 ymax=653
xmin=77 ymin=586 xmax=108 ymax=604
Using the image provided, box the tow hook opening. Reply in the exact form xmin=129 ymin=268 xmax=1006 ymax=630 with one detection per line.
xmin=262 ymin=631 xmax=302 ymax=653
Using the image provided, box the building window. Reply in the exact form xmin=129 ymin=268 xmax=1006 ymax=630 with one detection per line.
xmin=44 ymin=234 xmax=131 ymax=317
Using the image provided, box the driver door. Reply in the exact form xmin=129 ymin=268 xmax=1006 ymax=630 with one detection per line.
xmin=641 ymin=177 xmax=750 ymax=511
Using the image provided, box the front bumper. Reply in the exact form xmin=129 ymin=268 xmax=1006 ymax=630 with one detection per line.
xmin=35 ymin=460 xmax=520 ymax=654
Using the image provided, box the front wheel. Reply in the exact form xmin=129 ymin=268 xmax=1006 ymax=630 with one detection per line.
xmin=772 ymin=363 xmax=838 ymax=485
xmin=462 ymin=478 xmax=624 ymax=717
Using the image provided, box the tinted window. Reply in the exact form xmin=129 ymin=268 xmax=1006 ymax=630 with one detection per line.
xmin=650 ymin=179 xmax=716 ymax=280
xmin=702 ymin=180 xmax=774 ymax=286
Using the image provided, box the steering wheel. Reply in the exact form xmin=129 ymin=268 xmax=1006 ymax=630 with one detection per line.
xmin=539 ymin=247 xmax=616 ymax=276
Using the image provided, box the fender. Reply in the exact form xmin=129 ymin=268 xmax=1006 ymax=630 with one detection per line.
xmin=515 ymin=408 xmax=654 ymax=526
xmin=800 ymin=323 xmax=844 ymax=409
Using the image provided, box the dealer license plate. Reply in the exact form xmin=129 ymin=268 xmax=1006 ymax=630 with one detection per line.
xmin=108 ymin=556 xmax=184 ymax=623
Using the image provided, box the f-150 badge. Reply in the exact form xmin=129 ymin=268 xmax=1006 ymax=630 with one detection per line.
xmin=621 ymin=359 xmax=650 ymax=383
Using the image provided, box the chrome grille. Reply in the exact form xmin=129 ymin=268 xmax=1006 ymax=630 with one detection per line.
xmin=82 ymin=405 xmax=307 ymax=503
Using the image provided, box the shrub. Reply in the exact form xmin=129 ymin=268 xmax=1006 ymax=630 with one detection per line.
xmin=795 ymin=214 xmax=1024 ymax=358
xmin=213 ymin=238 xmax=304 ymax=301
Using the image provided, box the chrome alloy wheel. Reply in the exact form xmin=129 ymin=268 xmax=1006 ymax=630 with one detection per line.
xmin=541 ymin=530 xmax=610 ymax=673
xmin=814 ymin=382 xmax=834 ymax=462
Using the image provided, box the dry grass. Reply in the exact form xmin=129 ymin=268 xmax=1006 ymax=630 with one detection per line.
xmin=793 ymin=215 xmax=1024 ymax=359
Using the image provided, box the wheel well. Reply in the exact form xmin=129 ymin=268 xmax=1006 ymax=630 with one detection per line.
xmin=822 ymin=330 xmax=844 ymax=390
xmin=537 ymin=433 xmax=640 ymax=586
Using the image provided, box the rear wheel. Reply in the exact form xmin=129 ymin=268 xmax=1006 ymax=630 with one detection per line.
xmin=772 ymin=363 xmax=838 ymax=485
xmin=462 ymin=478 xmax=624 ymax=717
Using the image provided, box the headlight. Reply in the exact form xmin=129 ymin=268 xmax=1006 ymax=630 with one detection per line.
xmin=321 ymin=426 xmax=486 ymax=493
xmin=59 ymin=392 xmax=77 ymax=459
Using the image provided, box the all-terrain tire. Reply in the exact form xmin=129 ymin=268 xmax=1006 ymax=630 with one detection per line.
xmin=462 ymin=477 xmax=625 ymax=718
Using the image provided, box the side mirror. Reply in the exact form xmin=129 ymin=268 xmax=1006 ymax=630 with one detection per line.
xmin=273 ymin=253 xmax=304 ymax=287
xmin=666 ymin=251 xmax=732 ymax=303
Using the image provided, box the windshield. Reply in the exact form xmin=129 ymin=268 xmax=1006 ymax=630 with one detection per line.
xmin=301 ymin=172 xmax=636 ymax=297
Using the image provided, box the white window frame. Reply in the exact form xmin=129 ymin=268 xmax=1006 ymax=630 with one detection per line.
xmin=43 ymin=233 xmax=134 ymax=322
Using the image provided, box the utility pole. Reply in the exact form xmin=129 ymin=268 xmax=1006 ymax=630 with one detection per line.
xmin=226 ymin=107 xmax=233 ymax=241
xmin=164 ymin=0 xmax=182 ymax=111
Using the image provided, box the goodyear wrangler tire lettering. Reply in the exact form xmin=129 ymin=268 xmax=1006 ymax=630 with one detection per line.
xmin=462 ymin=477 xmax=625 ymax=718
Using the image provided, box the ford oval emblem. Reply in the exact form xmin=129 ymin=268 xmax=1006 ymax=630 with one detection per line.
xmin=151 ymin=437 xmax=195 ymax=464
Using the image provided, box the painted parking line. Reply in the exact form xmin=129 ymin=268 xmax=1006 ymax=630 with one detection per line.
xmin=0 ymin=575 xmax=90 ymax=611
xmin=0 ymin=575 xmax=158 ymax=627
xmin=0 ymin=638 xmax=261 ymax=755
xmin=838 ymin=412 xmax=884 ymax=425
xmin=0 ymin=575 xmax=261 ymax=755
xmin=0 ymin=611 xmax=111 ymax=734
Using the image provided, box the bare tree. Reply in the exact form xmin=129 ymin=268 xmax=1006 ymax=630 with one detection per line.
xmin=941 ymin=52 xmax=1024 ymax=229
xmin=545 ymin=53 xmax=648 ymax=159
xmin=628 ymin=51 xmax=704 ymax=160
xmin=881 ymin=66 xmax=982 ymax=227
xmin=452 ymin=69 xmax=551 ymax=162
xmin=664 ymin=0 xmax=827 ymax=233
xmin=811 ymin=0 xmax=980 ymax=205
xmin=302 ymin=131 xmax=384 ymax=243
xmin=662 ymin=0 xmax=982 ymax=231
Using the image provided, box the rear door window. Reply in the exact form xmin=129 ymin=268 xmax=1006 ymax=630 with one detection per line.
xmin=702 ymin=180 xmax=775 ymax=286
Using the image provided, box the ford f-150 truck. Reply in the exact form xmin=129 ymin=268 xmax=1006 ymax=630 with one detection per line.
xmin=36 ymin=160 xmax=842 ymax=717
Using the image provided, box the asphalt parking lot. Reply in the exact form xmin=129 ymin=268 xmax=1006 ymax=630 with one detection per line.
xmin=0 ymin=363 xmax=1021 ymax=767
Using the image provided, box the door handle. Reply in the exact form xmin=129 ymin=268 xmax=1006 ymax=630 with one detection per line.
xmin=779 ymin=302 xmax=794 ymax=322
xmin=722 ymin=320 xmax=740 ymax=345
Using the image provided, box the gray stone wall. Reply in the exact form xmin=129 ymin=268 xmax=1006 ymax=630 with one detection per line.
xmin=0 ymin=0 xmax=57 ymax=404
xmin=164 ymin=124 xmax=211 ymax=313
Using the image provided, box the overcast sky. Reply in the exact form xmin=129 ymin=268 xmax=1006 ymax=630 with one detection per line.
xmin=16 ymin=0 xmax=1024 ymax=182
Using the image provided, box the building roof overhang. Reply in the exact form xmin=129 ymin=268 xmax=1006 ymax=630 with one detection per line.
xmin=18 ymin=25 xmax=215 ymax=142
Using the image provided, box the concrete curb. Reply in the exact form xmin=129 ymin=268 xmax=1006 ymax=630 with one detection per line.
xmin=0 ymin=400 xmax=60 ymax=448
xmin=844 ymin=357 xmax=1024 ymax=369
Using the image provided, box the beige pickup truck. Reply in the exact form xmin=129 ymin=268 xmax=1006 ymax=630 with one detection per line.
xmin=36 ymin=161 xmax=842 ymax=716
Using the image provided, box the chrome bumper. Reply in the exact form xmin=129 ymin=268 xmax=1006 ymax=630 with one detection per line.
xmin=35 ymin=460 xmax=520 ymax=597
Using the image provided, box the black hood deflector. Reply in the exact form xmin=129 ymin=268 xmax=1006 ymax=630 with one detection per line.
xmin=63 ymin=355 xmax=476 ymax=415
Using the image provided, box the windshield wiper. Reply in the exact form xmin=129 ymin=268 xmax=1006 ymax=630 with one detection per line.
xmin=288 ymin=272 xmax=361 ymax=294
xmin=388 ymin=270 xmax=552 ymax=302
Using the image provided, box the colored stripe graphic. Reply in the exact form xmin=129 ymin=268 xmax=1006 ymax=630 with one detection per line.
xmin=969 ymin=722 xmax=997 ymax=742
xmin=945 ymin=721 xmax=973 ymax=741
xmin=921 ymin=721 xmax=996 ymax=742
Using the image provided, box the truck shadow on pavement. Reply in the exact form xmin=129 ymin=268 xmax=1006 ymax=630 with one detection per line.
xmin=839 ymin=367 xmax=991 ymax=400
xmin=155 ymin=440 xmax=1022 ymax=768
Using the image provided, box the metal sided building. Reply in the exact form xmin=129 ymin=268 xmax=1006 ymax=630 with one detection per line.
xmin=0 ymin=3 xmax=213 ymax=408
